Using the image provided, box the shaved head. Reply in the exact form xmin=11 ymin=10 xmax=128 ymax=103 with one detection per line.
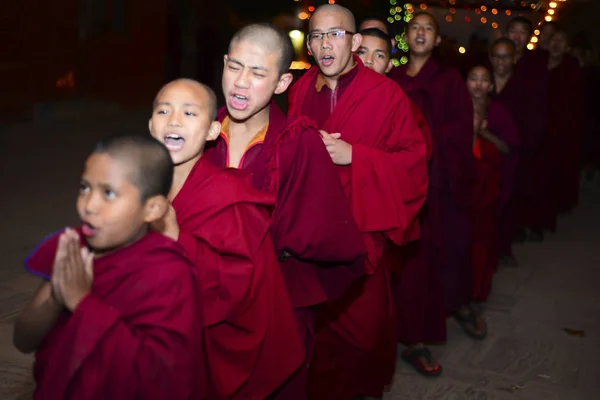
xmin=230 ymin=23 xmax=294 ymax=75
xmin=409 ymin=12 xmax=440 ymax=36
xmin=310 ymin=4 xmax=356 ymax=32
xmin=154 ymin=78 xmax=217 ymax=120
xmin=359 ymin=18 xmax=388 ymax=35
xmin=93 ymin=134 xmax=174 ymax=201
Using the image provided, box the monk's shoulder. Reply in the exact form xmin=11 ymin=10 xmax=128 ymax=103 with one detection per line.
xmin=133 ymin=233 xmax=196 ymax=282
xmin=279 ymin=115 xmax=323 ymax=151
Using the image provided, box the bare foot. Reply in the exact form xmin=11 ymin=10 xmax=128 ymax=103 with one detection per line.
xmin=456 ymin=306 xmax=487 ymax=339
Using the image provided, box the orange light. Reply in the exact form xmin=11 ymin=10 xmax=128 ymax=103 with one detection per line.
xmin=450 ymin=8 xmax=456 ymax=14
xmin=446 ymin=15 xmax=453 ymax=22
xmin=308 ymin=6 xmax=315 ymax=11
xmin=505 ymin=10 xmax=512 ymax=16
xmin=548 ymin=9 xmax=555 ymax=15
xmin=481 ymin=17 xmax=487 ymax=24
xmin=492 ymin=22 xmax=499 ymax=29
xmin=420 ymin=3 xmax=427 ymax=10
xmin=545 ymin=15 xmax=553 ymax=22
xmin=481 ymin=6 xmax=487 ymax=12
xmin=491 ymin=9 xmax=498 ymax=15
xmin=328 ymin=0 xmax=335 ymax=4
xmin=449 ymin=0 xmax=456 ymax=4
xmin=298 ymin=12 xmax=309 ymax=20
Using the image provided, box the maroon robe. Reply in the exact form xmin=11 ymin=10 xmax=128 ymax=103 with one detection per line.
xmin=25 ymin=230 xmax=201 ymax=400
xmin=204 ymin=103 xmax=367 ymax=398
xmin=492 ymin=50 xmax=549 ymax=249
xmin=289 ymin=57 xmax=428 ymax=399
xmin=471 ymin=135 xmax=502 ymax=302
xmin=173 ymin=156 xmax=304 ymax=399
xmin=390 ymin=57 xmax=476 ymax=314
xmin=487 ymin=100 xmax=520 ymax=214
xmin=388 ymin=84 xmax=447 ymax=345
xmin=546 ymin=59 xmax=585 ymax=215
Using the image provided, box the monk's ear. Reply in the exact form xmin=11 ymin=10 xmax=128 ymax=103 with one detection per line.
xmin=148 ymin=118 xmax=153 ymax=134
xmin=223 ymin=54 xmax=229 ymax=67
xmin=351 ymin=33 xmax=362 ymax=52
xmin=435 ymin=35 xmax=442 ymax=47
xmin=206 ymin=121 xmax=221 ymax=142
xmin=274 ymin=72 xmax=293 ymax=95
xmin=385 ymin=59 xmax=394 ymax=74
xmin=306 ymin=40 xmax=313 ymax=56
xmin=143 ymin=195 xmax=169 ymax=223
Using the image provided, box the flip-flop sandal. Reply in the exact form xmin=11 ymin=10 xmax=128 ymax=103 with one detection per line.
xmin=455 ymin=307 xmax=487 ymax=340
xmin=401 ymin=347 xmax=442 ymax=377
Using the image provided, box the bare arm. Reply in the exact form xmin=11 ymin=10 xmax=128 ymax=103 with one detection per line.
xmin=480 ymin=127 xmax=510 ymax=154
xmin=13 ymin=281 xmax=63 ymax=353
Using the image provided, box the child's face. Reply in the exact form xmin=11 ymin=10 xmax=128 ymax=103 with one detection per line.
xmin=489 ymin=43 xmax=515 ymax=77
xmin=77 ymin=153 xmax=150 ymax=254
xmin=149 ymin=82 xmax=220 ymax=166
xmin=406 ymin=14 xmax=440 ymax=57
xmin=356 ymin=35 xmax=392 ymax=75
xmin=467 ymin=66 xmax=493 ymax=99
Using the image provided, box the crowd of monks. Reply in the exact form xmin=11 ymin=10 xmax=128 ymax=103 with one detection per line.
xmin=14 ymin=3 xmax=595 ymax=400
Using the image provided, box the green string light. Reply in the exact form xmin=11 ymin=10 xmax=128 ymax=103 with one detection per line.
xmin=388 ymin=2 xmax=414 ymax=65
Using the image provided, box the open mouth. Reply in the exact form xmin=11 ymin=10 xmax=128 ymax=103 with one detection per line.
xmin=81 ymin=222 xmax=99 ymax=238
xmin=164 ymin=134 xmax=185 ymax=151
xmin=415 ymin=38 xmax=426 ymax=45
xmin=321 ymin=55 xmax=335 ymax=66
xmin=230 ymin=94 xmax=249 ymax=111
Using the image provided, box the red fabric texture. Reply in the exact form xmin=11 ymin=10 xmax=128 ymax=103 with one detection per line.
xmin=289 ymin=58 xmax=428 ymax=398
xmin=25 ymin=231 xmax=202 ymax=400
xmin=173 ymin=156 xmax=304 ymax=399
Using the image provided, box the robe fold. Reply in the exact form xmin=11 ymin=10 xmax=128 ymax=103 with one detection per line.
xmin=471 ymin=136 xmax=502 ymax=302
xmin=492 ymin=51 xmax=549 ymax=248
xmin=205 ymin=103 xmax=367 ymax=399
xmin=544 ymin=59 xmax=585 ymax=215
xmin=389 ymin=85 xmax=447 ymax=345
xmin=173 ymin=156 xmax=304 ymax=399
xmin=391 ymin=57 xmax=476 ymax=313
xmin=289 ymin=57 xmax=428 ymax=399
xmin=25 ymin=231 xmax=201 ymax=400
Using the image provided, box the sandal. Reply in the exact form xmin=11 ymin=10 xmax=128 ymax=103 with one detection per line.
xmin=401 ymin=347 xmax=442 ymax=377
xmin=455 ymin=307 xmax=487 ymax=340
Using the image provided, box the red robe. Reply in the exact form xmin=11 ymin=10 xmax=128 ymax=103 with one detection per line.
xmin=546 ymin=58 xmax=585 ymax=215
xmin=390 ymin=57 xmax=476 ymax=314
xmin=204 ymin=103 xmax=367 ymax=398
xmin=173 ymin=157 xmax=304 ymax=399
xmin=25 ymin=231 xmax=201 ymax=400
xmin=492 ymin=50 xmax=549 ymax=250
xmin=471 ymin=134 xmax=502 ymax=302
xmin=289 ymin=57 xmax=428 ymax=399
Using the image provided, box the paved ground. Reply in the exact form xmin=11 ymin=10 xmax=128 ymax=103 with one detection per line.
xmin=1 ymin=112 xmax=598 ymax=399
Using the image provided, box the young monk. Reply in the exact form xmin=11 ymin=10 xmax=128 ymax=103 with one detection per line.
xmin=288 ymin=5 xmax=428 ymax=398
xmin=467 ymin=65 xmax=517 ymax=302
xmin=504 ymin=17 xmax=550 ymax=243
xmin=546 ymin=31 xmax=585 ymax=215
xmin=14 ymin=135 xmax=201 ymax=400
xmin=358 ymin=17 xmax=396 ymax=49
xmin=356 ymin=26 xmax=432 ymax=159
xmin=149 ymin=79 xmax=304 ymax=399
xmin=389 ymin=10 xmax=484 ymax=372
xmin=357 ymin=25 xmax=442 ymax=379
xmin=203 ymin=23 xmax=367 ymax=398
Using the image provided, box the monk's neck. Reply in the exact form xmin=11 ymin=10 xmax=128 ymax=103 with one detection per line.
xmin=548 ymin=56 xmax=563 ymax=70
xmin=170 ymin=156 xmax=199 ymax=200
xmin=472 ymin=98 xmax=489 ymax=116
xmin=406 ymin=54 xmax=430 ymax=77
xmin=322 ymin=60 xmax=356 ymax=90
xmin=493 ymin=72 xmax=511 ymax=94
xmin=229 ymin=107 xmax=269 ymax=140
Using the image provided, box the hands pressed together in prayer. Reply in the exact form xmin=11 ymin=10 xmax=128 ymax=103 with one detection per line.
xmin=51 ymin=228 xmax=94 ymax=312
xmin=319 ymin=130 xmax=352 ymax=165
xmin=151 ymin=203 xmax=180 ymax=241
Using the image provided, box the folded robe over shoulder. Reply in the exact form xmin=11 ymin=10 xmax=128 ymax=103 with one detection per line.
xmin=173 ymin=157 xmax=304 ymax=400
xmin=206 ymin=104 xmax=367 ymax=310
xmin=289 ymin=58 xmax=428 ymax=399
xmin=25 ymin=231 xmax=201 ymax=400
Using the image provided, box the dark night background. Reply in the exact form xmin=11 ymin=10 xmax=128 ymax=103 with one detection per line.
xmin=2 ymin=0 xmax=597 ymax=123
